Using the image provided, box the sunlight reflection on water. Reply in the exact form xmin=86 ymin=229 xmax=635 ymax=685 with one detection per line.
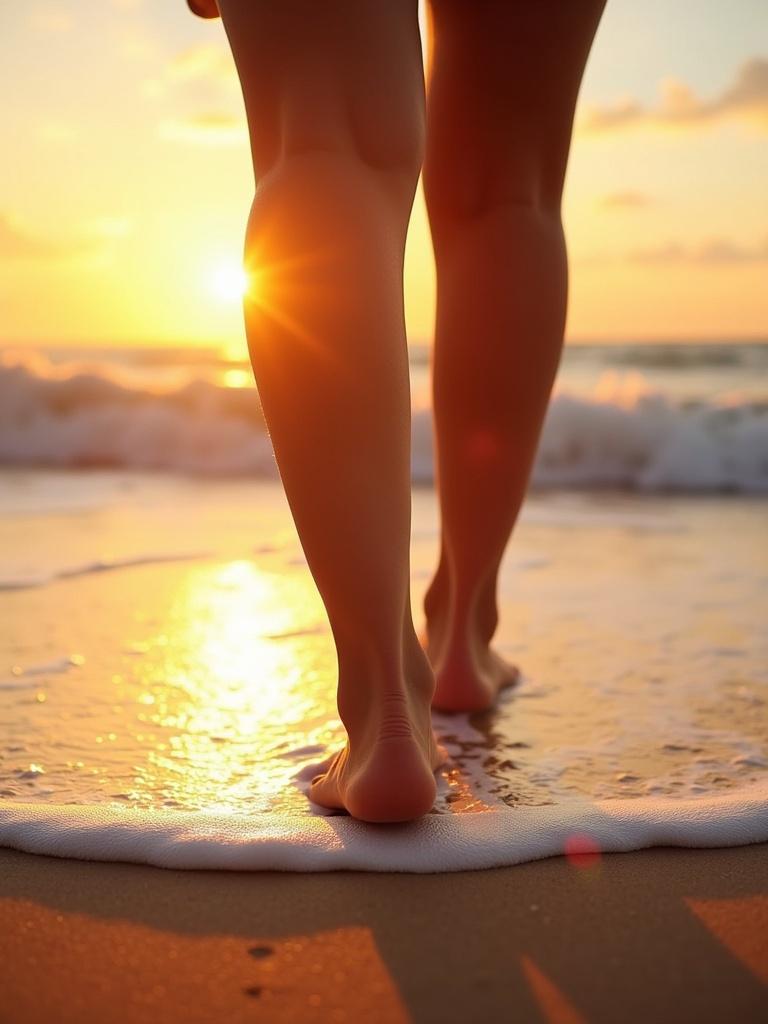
xmin=2 ymin=478 xmax=767 ymax=818
xmin=126 ymin=559 xmax=342 ymax=813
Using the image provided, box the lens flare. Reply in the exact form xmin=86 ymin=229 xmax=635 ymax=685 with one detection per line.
xmin=564 ymin=832 xmax=602 ymax=869
xmin=210 ymin=261 xmax=251 ymax=303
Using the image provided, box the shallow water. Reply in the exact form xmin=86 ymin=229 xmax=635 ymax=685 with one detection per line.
xmin=1 ymin=472 xmax=766 ymax=816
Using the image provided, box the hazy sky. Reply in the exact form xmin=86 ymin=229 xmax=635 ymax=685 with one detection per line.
xmin=1 ymin=0 xmax=766 ymax=349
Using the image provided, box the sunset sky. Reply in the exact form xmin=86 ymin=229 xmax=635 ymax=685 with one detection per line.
xmin=1 ymin=0 xmax=766 ymax=351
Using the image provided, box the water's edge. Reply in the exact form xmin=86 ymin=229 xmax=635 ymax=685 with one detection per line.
xmin=2 ymin=780 xmax=766 ymax=873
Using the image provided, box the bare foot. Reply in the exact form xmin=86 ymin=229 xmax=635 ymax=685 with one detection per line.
xmin=309 ymin=653 xmax=447 ymax=822
xmin=429 ymin=641 xmax=520 ymax=713
xmin=423 ymin=575 xmax=519 ymax=713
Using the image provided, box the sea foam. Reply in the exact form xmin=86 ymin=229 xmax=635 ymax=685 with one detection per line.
xmin=1 ymin=781 xmax=766 ymax=872
xmin=2 ymin=356 xmax=767 ymax=493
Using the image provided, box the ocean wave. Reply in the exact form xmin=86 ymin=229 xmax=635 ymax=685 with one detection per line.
xmin=573 ymin=344 xmax=768 ymax=372
xmin=0 ymin=357 xmax=275 ymax=475
xmin=591 ymin=342 xmax=767 ymax=370
xmin=1 ymin=356 xmax=767 ymax=493
xmin=530 ymin=393 xmax=768 ymax=493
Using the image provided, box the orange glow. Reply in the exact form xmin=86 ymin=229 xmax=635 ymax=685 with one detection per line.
xmin=2 ymin=7 xmax=766 ymax=345
xmin=687 ymin=896 xmax=768 ymax=984
xmin=0 ymin=905 xmax=410 ymax=1023
xmin=520 ymin=955 xmax=588 ymax=1024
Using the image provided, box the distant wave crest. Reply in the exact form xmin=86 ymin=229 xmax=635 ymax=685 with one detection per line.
xmin=0 ymin=357 xmax=275 ymax=476
xmin=1 ymin=356 xmax=767 ymax=493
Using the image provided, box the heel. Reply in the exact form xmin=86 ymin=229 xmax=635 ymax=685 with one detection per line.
xmin=345 ymin=738 xmax=437 ymax=823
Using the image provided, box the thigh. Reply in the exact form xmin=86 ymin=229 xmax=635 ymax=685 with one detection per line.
xmin=217 ymin=0 xmax=425 ymax=178
xmin=425 ymin=0 xmax=606 ymax=216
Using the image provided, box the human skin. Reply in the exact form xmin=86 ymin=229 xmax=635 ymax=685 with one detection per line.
xmin=423 ymin=0 xmax=605 ymax=712
xmin=185 ymin=0 xmax=219 ymax=19
xmin=211 ymin=0 xmax=604 ymax=821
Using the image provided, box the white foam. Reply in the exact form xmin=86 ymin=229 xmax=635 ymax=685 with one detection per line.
xmin=414 ymin=393 xmax=768 ymax=493
xmin=2 ymin=355 xmax=767 ymax=492
xmin=1 ymin=780 xmax=766 ymax=872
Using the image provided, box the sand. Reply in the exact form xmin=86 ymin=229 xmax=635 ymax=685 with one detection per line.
xmin=1 ymin=845 xmax=766 ymax=1023
xmin=2 ymin=475 xmax=767 ymax=820
xmin=2 ymin=473 xmax=767 ymax=1014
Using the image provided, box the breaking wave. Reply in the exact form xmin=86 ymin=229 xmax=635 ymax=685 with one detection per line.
xmin=1 ymin=355 xmax=767 ymax=493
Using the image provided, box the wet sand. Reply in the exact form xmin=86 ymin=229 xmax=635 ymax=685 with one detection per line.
xmin=1 ymin=845 xmax=766 ymax=1023
xmin=2 ymin=474 xmax=767 ymax=816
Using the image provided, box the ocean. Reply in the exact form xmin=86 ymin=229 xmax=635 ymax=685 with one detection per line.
xmin=1 ymin=340 xmax=767 ymax=492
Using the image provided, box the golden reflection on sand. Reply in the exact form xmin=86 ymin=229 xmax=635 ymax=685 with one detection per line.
xmin=3 ymin=482 xmax=767 ymax=816
xmin=443 ymin=764 xmax=494 ymax=814
xmin=127 ymin=559 xmax=340 ymax=814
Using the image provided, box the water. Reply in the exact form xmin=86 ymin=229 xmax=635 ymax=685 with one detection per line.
xmin=2 ymin=341 xmax=767 ymax=492
xmin=0 ymin=475 xmax=766 ymax=816
xmin=1 ymin=340 xmax=766 ymax=826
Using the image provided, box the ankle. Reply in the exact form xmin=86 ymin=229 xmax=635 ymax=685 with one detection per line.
xmin=425 ymin=580 xmax=499 ymax=647
xmin=336 ymin=638 xmax=434 ymax=721
xmin=423 ymin=565 xmax=447 ymax=621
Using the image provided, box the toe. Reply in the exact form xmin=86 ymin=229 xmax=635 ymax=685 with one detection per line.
xmin=307 ymin=750 xmax=346 ymax=811
xmin=307 ymin=771 xmax=335 ymax=808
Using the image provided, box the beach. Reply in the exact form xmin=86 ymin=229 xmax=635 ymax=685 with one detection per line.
xmin=4 ymin=0 xmax=768 ymax=1014
xmin=2 ymin=845 xmax=766 ymax=1022
xmin=2 ymin=472 xmax=766 ymax=817
xmin=1 ymin=346 xmax=767 ymax=1018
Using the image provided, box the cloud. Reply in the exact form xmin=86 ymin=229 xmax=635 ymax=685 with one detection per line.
xmin=629 ymin=237 xmax=768 ymax=265
xmin=158 ymin=113 xmax=247 ymax=146
xmin=148 ymin=44 xmax=240 ymax=123
xmin=601 ymin=191 xmax=651 ymax=209
xmin=168 ymin=44 xmax=236 ymax=86
xmin=581 ymin=57 xmax=768 ymax=134
xmin=145 ymin=43 xmax=238 ymax=99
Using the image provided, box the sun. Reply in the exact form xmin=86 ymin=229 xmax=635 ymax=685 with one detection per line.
xmin=210 ymin=260 xmax=251 ymax=303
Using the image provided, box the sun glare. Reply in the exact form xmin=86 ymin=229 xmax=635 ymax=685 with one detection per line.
xmin=210 ymin=261 xmax=251 ymax=303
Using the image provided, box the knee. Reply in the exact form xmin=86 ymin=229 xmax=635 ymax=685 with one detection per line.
xmin=424 ymin=151 xmax=564 ymax=232
xmin=254 ymin=97 xmax=424 ymax=207
xmin=244 ymin=135 xmax=419 ymax=275
xmin=346 ymin=85 xmax=425 ymax=185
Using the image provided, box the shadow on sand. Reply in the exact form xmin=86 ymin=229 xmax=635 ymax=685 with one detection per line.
xmin=0 ymin=844 xmax=766 ymax=1022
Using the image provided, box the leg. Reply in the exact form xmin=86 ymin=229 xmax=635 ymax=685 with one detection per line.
xmin=423 ymin=0 xmax=605 ymax=711
xmin=217 ymin=0 xmax=443 ymax=821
